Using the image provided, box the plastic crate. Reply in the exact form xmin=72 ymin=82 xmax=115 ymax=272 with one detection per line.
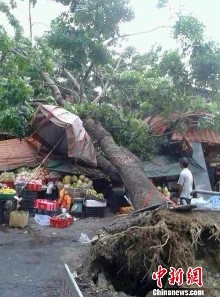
xmin=34 ymin=209 xmax=57 ymax=216
xmin=0 ymin=193 xmax=15 ymax=200
xmin=84 ymin=199 xmax=107 ymax=207
xmin=26 ymin=183 xmax=42 ymax=192
xmin=84 ymin=206 xmax=105 ymax=218
xmin=50 ymin=216 xmax=73 ymax=228
xmin=34 ymin=199 xmax=57 ymax=211
xmin=0 ymin=181 xmax=15 ymax=188
xmin=20 ymin=189 xmax=38 ymax=212
xmin=15 ymin=183 xmax=27 ymax=193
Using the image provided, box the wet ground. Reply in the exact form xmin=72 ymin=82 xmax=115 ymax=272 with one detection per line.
xmin=0 ymin=211 xmax=114 ymax=297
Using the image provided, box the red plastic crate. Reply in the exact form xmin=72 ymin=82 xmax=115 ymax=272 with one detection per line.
xmin=0 ymin=181 xmax=15 ymax=188
xmin=50 ymin=216 xmax=73 ymax=228
xmin=34 ymin=199 xmax=57 ymax=211
xmin=27 ymin=183 xmax=42 ymax=192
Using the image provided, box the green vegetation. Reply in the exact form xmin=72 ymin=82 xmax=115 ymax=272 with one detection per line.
xmin=0 ymin=0 xmax=220 ymax=158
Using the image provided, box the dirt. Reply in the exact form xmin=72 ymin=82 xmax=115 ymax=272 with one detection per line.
xmin=83 ymin=208 xmax=220 ymax=297
xmin=0 ymin=210 xmax=114 ymax=297
xmin=1 ymin=208 xmax=220 ymax=297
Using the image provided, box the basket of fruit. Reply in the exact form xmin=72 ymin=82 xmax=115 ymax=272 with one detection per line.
xmin=0 ymin=171 xmax=16 ymax=189
xmin=0 ymin=188 xmax=16 ymax=200
xmin=67 ymin=187 xmax=81 ymax=197
xmin=62 ymin=175 xmax=93 ymax=198
xmin=26 ymin=179 xmax=42 ymax=192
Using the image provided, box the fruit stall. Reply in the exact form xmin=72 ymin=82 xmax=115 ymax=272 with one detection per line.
xmin=143 ymin=155 xmax=206 ymax=204
xmin=0 ymin=164 xmax=109 ymax=227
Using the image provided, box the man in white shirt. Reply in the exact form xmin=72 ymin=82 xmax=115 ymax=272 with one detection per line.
xmin=177 ymin=158 xmax=193 ymax=205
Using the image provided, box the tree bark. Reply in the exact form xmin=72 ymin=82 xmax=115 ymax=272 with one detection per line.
xmin=96 ymin=154 xmax=123 ymax=185
xmin=84 ymin=118 xmax=164 ymax=209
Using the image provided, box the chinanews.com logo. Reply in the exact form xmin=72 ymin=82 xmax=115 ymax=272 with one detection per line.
xmin=151 ymin=266 xmax=205 ymax=296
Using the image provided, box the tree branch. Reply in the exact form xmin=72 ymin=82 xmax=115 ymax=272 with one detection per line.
xmin=105 ymin=25 xmax=172 ymax=46
xmin=93 ymin=57 xmax=122 ymax=104
xmin=83 ymin=62 xmax=94 ymax=83
xmin=39 ymin=70 xmax=65 ymax=106
xmin=63 ymin=68 xmax=88 ymax=102
xmin=30 ymin=79 xmax=81 ymax=101
xmin=120 ymin=26 xmax=172 ymax=38
xmin=114 ymin=83 xmax=132 ymax=109
xmin=63 ymin=68 xmax=81 ymax=92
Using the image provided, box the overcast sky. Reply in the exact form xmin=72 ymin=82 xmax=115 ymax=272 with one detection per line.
xmin=1 ymin=0 xmax=220 ymax=52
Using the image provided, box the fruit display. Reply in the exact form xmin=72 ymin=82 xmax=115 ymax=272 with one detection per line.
xmin=0 ymin=188 xmax=16 ymax=194
xmin=0 ymin=171 xmax=16 ymax=182
xmin=157 ymin=185 xmax=170 ymax=198
xmin=15 ymin=167 xmax=61 ymax=184
xmin=85 ymin=189 xmax=104 ymax=200
xmin=32 ymin=167 xmax=48 ymax=180
xmin=63 ymin=175 xmax=72 ymax=185
xmin=15 ymin=168 xmax=34 ymax=183
xmin=62 ymin=175 xmax=93 ymax=189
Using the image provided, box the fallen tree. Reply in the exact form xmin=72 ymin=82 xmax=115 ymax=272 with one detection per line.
xmin=84 ymin=118 xmax=164 ymax=210
xmin=38 ymin=68 xmax=164 ymax=209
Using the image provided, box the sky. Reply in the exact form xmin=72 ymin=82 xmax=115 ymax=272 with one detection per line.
xmin=1 ymin=0 xmax=220 ymax=53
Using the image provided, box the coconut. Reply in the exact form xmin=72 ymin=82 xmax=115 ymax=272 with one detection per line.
xmin=77 ymin=179 xmax=83 ymax=185
xmin=84 ymin=177 xmax=90 ymax=183
xmin=72 ymin=175 xmax=78 ymax=182
xmin=88 ymin=180 xmax=93 ymax=186
xmin=79 ymin=175 xmax=85 ymax=181
xmin=63 ymin=175 xmax=72 ymax=184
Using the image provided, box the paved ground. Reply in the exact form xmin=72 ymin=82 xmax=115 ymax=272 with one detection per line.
xmin=0 ymin=211 xmax=114 ymax=297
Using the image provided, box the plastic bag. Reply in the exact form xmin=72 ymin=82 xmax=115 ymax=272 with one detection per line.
xmin=46 ymin=182 xmax=54 ymax=194
xmin=34 ymin=214 xmax=51 ymax=226
xmin=79 ymin=233 xmax=91 ymax=244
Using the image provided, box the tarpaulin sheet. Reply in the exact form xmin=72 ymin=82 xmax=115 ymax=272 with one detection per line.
xmin=0 ymin=138 xmax=40 ymax=171
xmin=31 ymin=105 xmax=97 ymax=166
xmin=143 ymin=155 xmax=205 ymax=178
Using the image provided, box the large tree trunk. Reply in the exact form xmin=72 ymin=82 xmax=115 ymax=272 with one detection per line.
xmin=84 ymin=118 xmax=164 ymax=209
xmin=96 ymin=154 xmax=123 ymax=185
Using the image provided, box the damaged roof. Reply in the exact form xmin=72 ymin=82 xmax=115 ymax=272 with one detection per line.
xmin=0 ymin=138 xmax=40 ymax=171
xmin=145 ymin=112 xmax=220 ymax=144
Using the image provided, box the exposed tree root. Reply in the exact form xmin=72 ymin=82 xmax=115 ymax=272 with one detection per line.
xmin=78 ymin=209 xmax=220 ymax=297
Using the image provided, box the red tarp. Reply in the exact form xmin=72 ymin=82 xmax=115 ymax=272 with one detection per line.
xmin=31 ymin=105 xmax=97 ymax=166
xmin=0 ymin=138 xmax=40 ymax=171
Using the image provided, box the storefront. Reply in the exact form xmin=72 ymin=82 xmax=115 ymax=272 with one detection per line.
xmin=143 ymin=155 xmax=206 ymax=202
